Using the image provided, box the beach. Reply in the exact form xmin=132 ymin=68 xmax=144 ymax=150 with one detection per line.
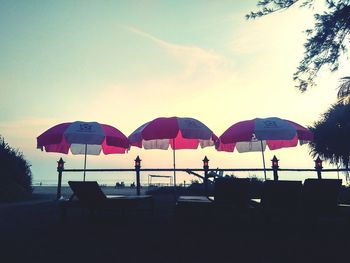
xmin=0 ymin=186 xmax=349 ymax=262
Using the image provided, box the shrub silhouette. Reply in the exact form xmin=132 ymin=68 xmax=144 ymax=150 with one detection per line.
xmin=0 ymin=135 xmax=33 ymax=201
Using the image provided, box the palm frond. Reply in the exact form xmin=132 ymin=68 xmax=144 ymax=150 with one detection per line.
xmin=337 ymin=76 xmax=350 ymax=103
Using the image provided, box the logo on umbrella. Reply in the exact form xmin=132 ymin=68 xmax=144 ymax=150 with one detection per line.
xmin=79 ymin=124 xmax=93 ymax=132
xmin=184 ymin=119 xmax=200 ymax=128
xmin=263 ymin=120 xmax=278 ymax=128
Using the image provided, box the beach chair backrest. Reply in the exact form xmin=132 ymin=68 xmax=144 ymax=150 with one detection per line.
xmin=68 ymin=181 xmax=107 ymax=204
xmin=214 ymin=177 xmax=250 ymax=207
xmin=302 ymin=179 xmax=342 ymax=211
xmin=261 ymin=180 xmax=302 ymax=212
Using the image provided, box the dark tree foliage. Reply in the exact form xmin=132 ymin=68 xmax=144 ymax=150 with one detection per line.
xmin=0 ymin=136 xmax=33 ymax=201
xmin=247 ymin=0 xmax=350 ymax=92
xmin=308 ymin=103 xmax=350 ymax=181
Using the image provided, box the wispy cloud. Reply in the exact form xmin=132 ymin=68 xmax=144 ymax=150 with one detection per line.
xmin=0 ymin=118 xmax=62 ymax=141
xmin=125 ymin=26 xmax=229 ymax=75
xmin=229 ymin=7 xmax=314 ymax=55
xmin=0 ymin=117 xmax=64 ymax=156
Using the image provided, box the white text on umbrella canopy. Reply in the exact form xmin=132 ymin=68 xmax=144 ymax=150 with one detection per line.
xmin=64 ymin=121 xmax=105 ymax=145
xmin=178 ymin=117 xmax=213 ymax=139
xmin=254 ymin=117 xmax=296 ymax=140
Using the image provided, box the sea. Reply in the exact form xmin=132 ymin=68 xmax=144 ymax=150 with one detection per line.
xmin=32 ymin=169 xmax=346 ymax=187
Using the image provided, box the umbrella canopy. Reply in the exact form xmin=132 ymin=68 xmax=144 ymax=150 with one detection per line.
xmin=216 ymin=117 xmax=313 ymax=179
xmin=129 ymin=117 xmax=217 ymax=149
xmin=37 ymin=121 xmax=129 ymax=180
xmin=128 ymin=117 xmax=218 ymax=187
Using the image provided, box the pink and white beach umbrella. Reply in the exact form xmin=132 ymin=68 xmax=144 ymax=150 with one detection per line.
xmin=37 ymin=121 xmax=129 ymax=180
xmin=128 ymin=117 xmax=218 ymax=186
xmin=216 ymin=117 xmax=313 ymax=179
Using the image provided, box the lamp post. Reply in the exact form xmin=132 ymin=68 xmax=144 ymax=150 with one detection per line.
xmin=57 ymin=158 xmax=65 ymax=200
xmin=135 ymin=156 xmax=141 ymax=196
xmin=203 ymin=156 xmax=209 ymax=174
xmin=314 ymin=156 xmax=323 ymax=179
xmin=271 ymin=155 xmax=279 ymax=181
xmin=203 ymin=156 xmax=209 ymax=195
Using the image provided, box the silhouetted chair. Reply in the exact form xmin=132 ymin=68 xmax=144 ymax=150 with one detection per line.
xmin=214 ymin=177 xmax=251 ymax=209
xmin=302 ymin=179 xmax=342 ymax=218
xmin=176 ymin=177 xmax=253 ymax=222
xmin=60 ymin=181 xmax=153 ymax=218
xmin=260 ymin=180 xmax=302 ymax=220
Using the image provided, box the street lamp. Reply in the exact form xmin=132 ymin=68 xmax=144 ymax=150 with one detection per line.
xmin=314 ymin=156 xmax=323 ymax=169
xmin=134 ymin=156 xmax=141 ymax=195
xmin=202 ymin=156 xmax=210 ymax=195
xmin=271 ymin=155 xmax=279 ymax=181
xmin=56 ymin=158 xmax=65 ymax=200
xmin=314 ymin=156 xmax=323 ymax=179
xmin=57 ymin=157 xmax=65 ymax=172
xmin=134 ymin=155 xmax=141 ymax=169
xmin=203 ymin=156 xmax=209 ymax=171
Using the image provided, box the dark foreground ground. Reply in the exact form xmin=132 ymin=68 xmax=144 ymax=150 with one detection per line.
xmin=1 ymin=191 xmax=350 ymax=263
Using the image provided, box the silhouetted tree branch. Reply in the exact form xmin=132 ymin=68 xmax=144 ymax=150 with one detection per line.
xmin=247 ymin=0 xmax=350 ymax=92
xmin=308 ymin=102 xmax=350 ymax=182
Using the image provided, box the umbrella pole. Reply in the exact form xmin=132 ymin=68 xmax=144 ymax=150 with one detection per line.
xmin=173 ymin=139 xmax=177 ymax=195
xmin=260 ymin=140 xmax=267 ymax=180
xmin=83 ymin=144 xmax=87 ymax=181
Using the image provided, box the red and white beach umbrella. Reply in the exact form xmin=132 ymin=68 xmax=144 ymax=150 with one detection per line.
xmin=128 ymin=117 xmax=218 ymax=186
xmin=216 ymin=117 xmax=313 ymax=179
xmin=37 ymin=121 xmax=129 ymax=180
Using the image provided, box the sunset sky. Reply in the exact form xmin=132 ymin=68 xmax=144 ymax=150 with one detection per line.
xmin=1 ymin=1 xmax=349 ymax=184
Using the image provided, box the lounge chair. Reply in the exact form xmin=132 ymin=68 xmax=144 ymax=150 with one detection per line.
xmin=60 ymin=181 xmax=153 ymax=219
xmin=176 ymin=177 xmax=253 ymax=222
xmin=301 ymin=179 xmax=342 ymax=218
xmin=214 ymin=177 xmax=251 ymax=208
xmin=260 ymin=180 xmax=302 ymax=221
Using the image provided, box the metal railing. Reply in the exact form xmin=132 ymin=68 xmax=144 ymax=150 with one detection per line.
xmin=55 ymin=165 xmax=349 ymax=200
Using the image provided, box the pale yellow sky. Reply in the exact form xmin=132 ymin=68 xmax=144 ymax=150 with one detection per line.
xmin=1 ymin=1 xmax=348 ymax=184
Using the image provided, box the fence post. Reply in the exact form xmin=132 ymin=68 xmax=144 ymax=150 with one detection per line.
xmin=203 ymin=156 xmax=209 ymax=195
xmin=271 ymin=155 xmax=279 ymax=181
xmin=135 ymin=156 xmax=141 ymax=196
xmin=56 ymin=158 xmax=65 ymax=200
xmin=314 ymin=156 xmax=323 ymax=179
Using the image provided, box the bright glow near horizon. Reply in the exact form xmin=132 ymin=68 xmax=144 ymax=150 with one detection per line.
xmin=1 ymin=1 xmax=348 ymax=184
